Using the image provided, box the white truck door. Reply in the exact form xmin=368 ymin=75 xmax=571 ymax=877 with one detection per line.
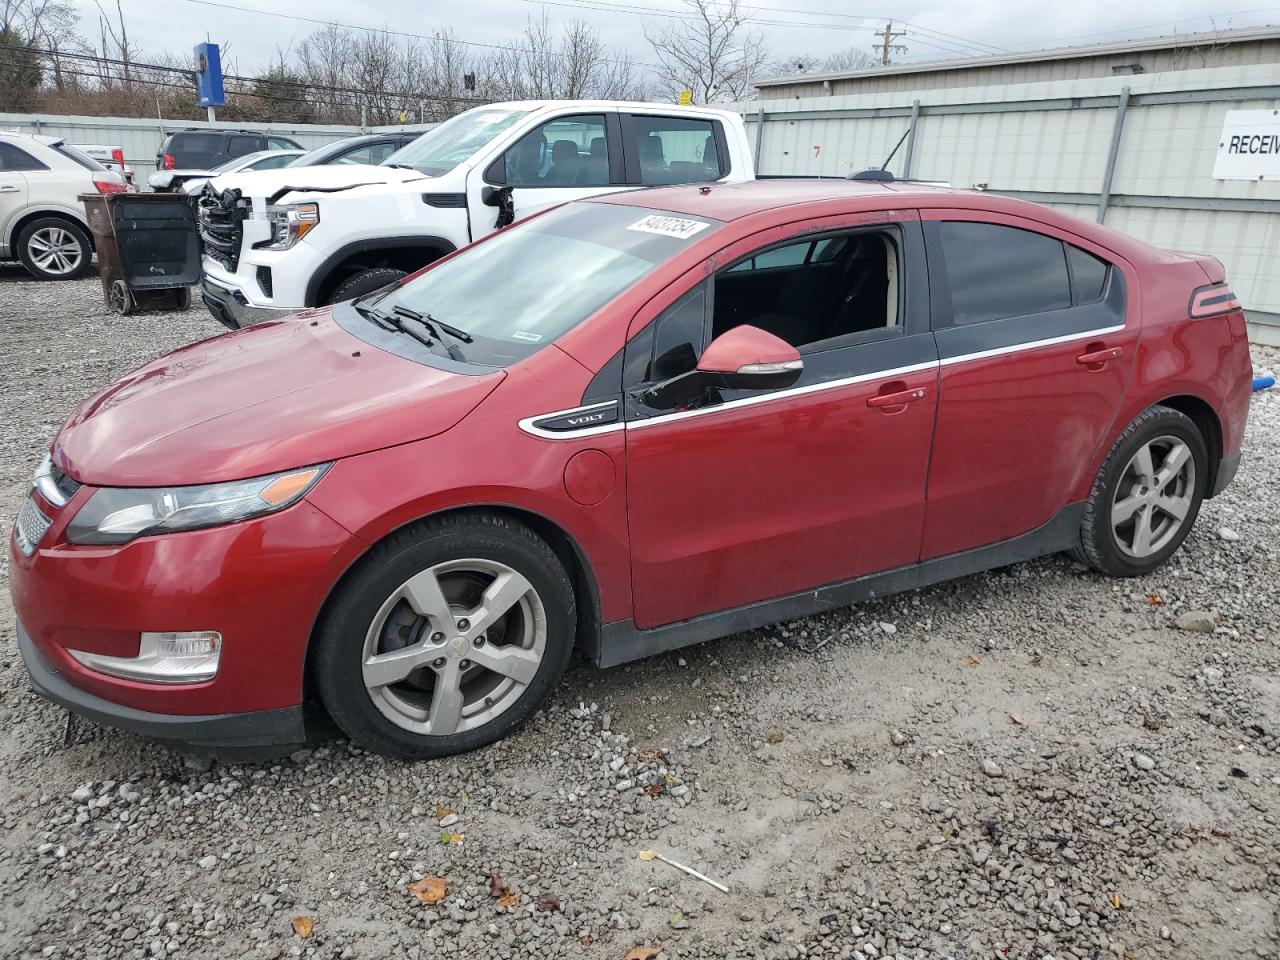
xmin=465 ymin=110 xmax=628 ymax=241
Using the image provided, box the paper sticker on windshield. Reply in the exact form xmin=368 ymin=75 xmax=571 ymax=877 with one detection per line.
xmin=627 ymin=215 xmax=710 ymax=240
xmin=512 ymin=331 xmax=543 ymax=342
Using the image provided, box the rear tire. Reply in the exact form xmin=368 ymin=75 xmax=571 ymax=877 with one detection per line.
xmin=313 ymin=514 xmax=576 ymax=759
xmin=326 ymin=267 xmax=407 ymax=305
xmin=1075 ymin=405 xmax=1207 ymax=577
xmin=17 ymin=217 xmax=94 ymax=281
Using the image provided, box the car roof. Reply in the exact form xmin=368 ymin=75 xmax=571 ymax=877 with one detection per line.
xmin=476 ymin=100 xmax=745 ymax=122
xmin=0 ymin=131 xmax=61 ymax=147
xmin=589 ymin=179 xmax=1158 ymax=261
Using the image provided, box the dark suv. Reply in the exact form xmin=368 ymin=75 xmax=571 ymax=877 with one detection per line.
xmin=156 ymin=130 xmax=301 ymax=172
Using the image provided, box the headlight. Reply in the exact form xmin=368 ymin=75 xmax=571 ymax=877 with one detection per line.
xmin=256 ymin=202 xmax=319 ymax=250
xmin=65 ymin=464 xmax=329 ymax=545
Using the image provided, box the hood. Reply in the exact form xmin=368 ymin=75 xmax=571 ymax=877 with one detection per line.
xmin=209 ymin=163 xmax=433 ymax=201
xmin=53 ymin=312 xmax=503 ymax=487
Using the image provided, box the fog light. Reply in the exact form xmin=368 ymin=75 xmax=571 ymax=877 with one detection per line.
xmin=68 ymin=631 xmax=222 ymax=684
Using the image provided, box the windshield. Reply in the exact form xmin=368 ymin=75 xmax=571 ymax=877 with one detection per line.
xmin=382 ymin=107 xmax=530 ymax=176
xmin=373 ymin=202 xmax=723 ymax=366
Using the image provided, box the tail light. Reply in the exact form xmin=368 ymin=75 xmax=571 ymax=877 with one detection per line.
xmin=111 ymin=147 xmax=126 ymax=167
xmin=93 ymin=176 xmax=127 ymax=195
xmin=163 ymin=153 xmax=176 ymax=170
xmin=1189 ymin=282 xmax=1241 ymax=319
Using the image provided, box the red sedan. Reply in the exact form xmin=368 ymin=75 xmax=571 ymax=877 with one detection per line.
xmin=10 ymin=180 xmax=1253 ymax=759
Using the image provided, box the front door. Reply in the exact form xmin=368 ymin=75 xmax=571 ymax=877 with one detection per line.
xmin=624 ymin=214 xmax=939 ymax=629
xmin=919 ymin=212 xmax=1138 ymax=559
xmin=466 ymin=112 xmax=625 ymax=241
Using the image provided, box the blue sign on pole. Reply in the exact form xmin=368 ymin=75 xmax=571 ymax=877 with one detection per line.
xmin=194 ymin=42 xmax=225 ymax=108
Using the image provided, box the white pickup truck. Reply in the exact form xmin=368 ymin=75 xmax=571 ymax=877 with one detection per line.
xmin=197 ymin=100 xmax=755 ymax=328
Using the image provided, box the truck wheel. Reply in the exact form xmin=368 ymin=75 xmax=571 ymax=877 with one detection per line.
xmin=313 ymin=513 xmax=576 ymax=759
xmin=327 ymin=268 xmax=408 ymax=305
xmin=1074 ymin=405 xmax=1207 ymax=578
xmin=17 ymin=217 xmax=94 ymax=281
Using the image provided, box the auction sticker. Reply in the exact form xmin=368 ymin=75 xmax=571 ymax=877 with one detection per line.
xmin=627 ymin=215 xmax=710 ymax=239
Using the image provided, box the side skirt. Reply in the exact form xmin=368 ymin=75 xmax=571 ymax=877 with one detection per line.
xmin=595 ymin=503 xmax=1084 ymax=668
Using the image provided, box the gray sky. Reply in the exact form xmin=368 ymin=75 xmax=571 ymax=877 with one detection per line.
xmin=75 ymin=0 xmax=1280 ymax=77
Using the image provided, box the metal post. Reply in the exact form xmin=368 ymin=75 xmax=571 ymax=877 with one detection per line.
xmin=206 ymin=106 xmax=215 ymax=123
xmin=753 ymin=103 xmax=765 ymax=173
xmin=1097 ymin=86 xmax=1130 ymax=224
xmin=903 ymin=99 xmax=920 ymax=179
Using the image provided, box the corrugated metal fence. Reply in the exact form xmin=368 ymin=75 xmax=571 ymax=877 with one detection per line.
xmin=0 ymin=113 xmax=434 ymax=176
xmin=732 ymin=63 xmax=1280 ymax=343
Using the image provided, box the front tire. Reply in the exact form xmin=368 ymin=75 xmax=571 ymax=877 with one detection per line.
xmin=1076 ymin=405 xmax=1207 ymax=577
xmin=17 ymin=217 xmax=94 ymax=281
xmin=326 ymin=267 xmax=408 ymax=305
xmin=313 ymin=514 xmax=576 ymax=759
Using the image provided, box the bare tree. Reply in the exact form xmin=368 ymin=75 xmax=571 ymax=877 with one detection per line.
xmin=645 ymin=0 xmax=768 ymax=103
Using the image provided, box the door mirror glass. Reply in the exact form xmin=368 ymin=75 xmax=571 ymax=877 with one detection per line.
xmin=640 ymin=325 xmax=802 ymax=410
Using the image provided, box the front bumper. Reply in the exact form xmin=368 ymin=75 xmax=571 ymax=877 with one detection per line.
xmin=201 ymin=277 xmax=293 ymax=330
xmin=17 ymin=620 xmax=307 ymax=758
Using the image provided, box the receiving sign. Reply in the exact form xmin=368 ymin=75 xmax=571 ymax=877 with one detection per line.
xmin=1213 ymin=109 xmax=1280 ymax=180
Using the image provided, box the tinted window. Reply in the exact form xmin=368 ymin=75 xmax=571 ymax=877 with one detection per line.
xmin=501 ymin=115 xmax=609 ymax=187
xmin=648 ymin=284 xmax=707 ymax=381
xmin=53 ymin=143 xmax=104 ymax=170
xmin=226 ymin=135 xmax=261 ymax=158
xmin=0 ymin=142 xmax=47 ymax=171
xmin=267 ymin=136 xmax=299 ymax=150
xmin=1067 ymin=244 xmax=1109 ymax=304
xmin=174 ymin=133 xmax=221 ymax=160
xmin=632 ymin=115 xmax=721 ymax=185
xmin=939 ymin=222 xmax=1071 ymax=325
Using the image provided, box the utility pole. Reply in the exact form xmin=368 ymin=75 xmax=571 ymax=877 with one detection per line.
xmin=874 ymin=21 xmax=908 ymax=66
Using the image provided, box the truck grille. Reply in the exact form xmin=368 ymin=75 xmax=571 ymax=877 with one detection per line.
xmin=198 ymin=190 xmax=245 ymax=270
xmin=14 ymin=496 xmax=52 ymax=557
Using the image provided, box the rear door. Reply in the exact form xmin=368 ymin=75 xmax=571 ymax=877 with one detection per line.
xmin=624 ymin=211 xmax=939 ymax=628
xmin=919 ymin=212 xmax=1138 ymax=559
xmin=467 ymin=110 xmax=625 ymax=241
xmin=0 ymin=143 xmax=35 ymax=253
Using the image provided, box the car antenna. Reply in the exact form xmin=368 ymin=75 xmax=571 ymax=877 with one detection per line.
xmin=849 ymin=124 xmax=912 ymax=181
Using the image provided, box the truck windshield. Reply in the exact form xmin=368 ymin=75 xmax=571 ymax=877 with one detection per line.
xmin=375 ymin=202 xmax=723 ymax=366
xmin=383 ymin=108 xmax=530 ymax=176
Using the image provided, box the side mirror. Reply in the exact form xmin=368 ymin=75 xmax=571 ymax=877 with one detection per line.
xmin=641 ymin=325 xmax=802 ymax=410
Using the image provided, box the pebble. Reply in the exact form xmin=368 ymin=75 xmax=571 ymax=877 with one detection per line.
xmin=981 ymin=759 xmax=1004 ymax=778
xmin=1217 ymin=526 xmax=1241 ymax=541
xmin=1175 ymin=610 xmax=1217 ymax=633
xmin=1133 ymin=753 xmax=1156 ymax=771
xmin=196 ymin=855 xmax=218 ymax=870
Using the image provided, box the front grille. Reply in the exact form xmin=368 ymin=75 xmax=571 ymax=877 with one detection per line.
xmin=198 ymin=190 xmax=245 ymax=270
xmin=14 ymin=496 xmax=51 ymax=557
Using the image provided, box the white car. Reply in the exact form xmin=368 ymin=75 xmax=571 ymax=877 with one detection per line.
xmin=0 ymin=132 xmax=127 ymax=281
xmin=198 ymin=100 xmax=754 ymax=327
xmin=149 ymin=149 xmax=305 ymax=195
xmin=69 ymin=144 xmax=137 ymax=186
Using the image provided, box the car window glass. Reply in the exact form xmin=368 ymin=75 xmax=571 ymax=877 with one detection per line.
xmin=53 ymin=143 xmax=103 ymax=170
xmin=387 ymin=107 xmax=530 ymax=176
xmin=711 ymin=231 xmax=900 ymax=351
xmin=632 ymin=115 xmax=721 ymax=185
xmin=939 ymin=222 xmax=1071 ymax=325
xmin=226 ymin=135 xmax=261 ymax=158
xmin=251 ymin=153 xmax=295 ymax=170
xmin=501 ymin=114 xmax=609 ymax=188
xmin=647 ymin=284 xmax=708 ymax=382
xmin=178 ymin=133 xmax=221 ymax=160
xmin=0 ymin=142 xmax=47 ymax=171
xmin=267 ymin=137 xmax=297 ymax=150
xmin=1067 ymin=244 xmax=1109 ymax=304
xmin=369 ymin=142 xmax=398 ymax=163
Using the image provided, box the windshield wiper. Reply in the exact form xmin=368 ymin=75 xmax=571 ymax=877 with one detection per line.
xmin=392 ymin=305 xmax=470 ymax=361
xmin=351 ymin=297 xmax=449 ymax=357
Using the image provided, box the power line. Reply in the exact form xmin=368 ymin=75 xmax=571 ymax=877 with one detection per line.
xmin=134 ymin=0 xmax=661 ymax=70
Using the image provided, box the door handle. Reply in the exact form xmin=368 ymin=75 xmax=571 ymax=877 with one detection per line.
xmin=867 ymin=386 xmax=927 ymax=408
xmin=0 ymin=185 xmax=20 ymax=193
xmin=1077 ymin=346 xmax=1122 ymax=366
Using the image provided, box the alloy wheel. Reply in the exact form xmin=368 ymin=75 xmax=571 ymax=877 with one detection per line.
xmin=360 ymin=558 xmax=547 ymax=736
xmin=1110 ymin=435 xmax=1196 ymax=558
xmin=27 ymin=226 xmax=83 ymax=275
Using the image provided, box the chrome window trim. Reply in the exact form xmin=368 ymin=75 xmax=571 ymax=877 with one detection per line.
xmin=626 ymin=359 xmax=939 ymax=431
xmin=517 ymin=400 xmax=625 ymax=440
xmin=939 ymin=323 xmax=1126 ymax=367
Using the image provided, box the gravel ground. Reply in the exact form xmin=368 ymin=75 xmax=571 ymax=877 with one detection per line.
xmin=1 ymin=265 xmax=1278 ymax=960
